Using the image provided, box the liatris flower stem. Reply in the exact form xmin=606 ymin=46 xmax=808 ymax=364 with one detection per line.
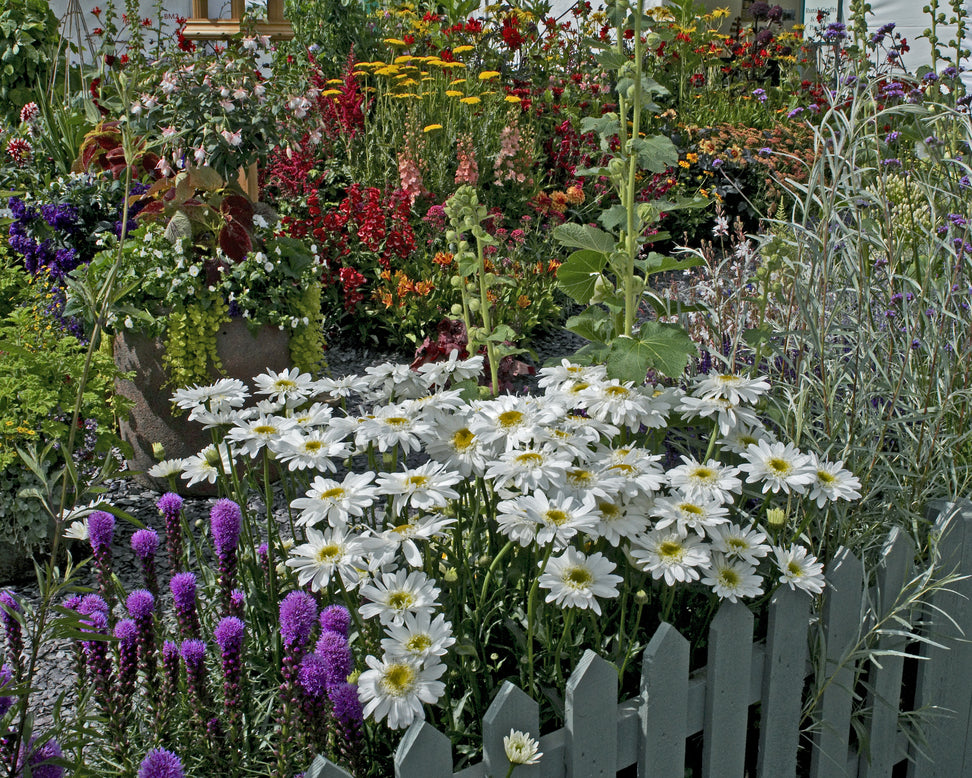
xmin=214 ymin=617 xmax=245 ymax=769
xmin=82 ymin=610 xmax=128 ymax=769
xmin=157 ymin=493 xmax=185 ymax=572
xmin=210 ymin=499 xmax=242 ymax=615
xmin=87 ymin=511 xmax=116 ymax=610
xmin=0 ymin=591 xmax=23 ymax=678
xmin=160 ymin=640 xmax=181 ymax=733
xmin=131 ymin=529 xmax=160 ymax=601
xmin=114 ymin=619 xmax=138 ymax=714
xmin=328 ymin=682 xmax=365 ymax=776
xmin=275 ymin=592 xmax=317 ymax=778
xmin=180 ymin=639 xmax=209 ymax=736
xmin=169 ymin=573 xmax=200 ymax=640
xmin=127 ymin=590 xmax=158 ymax=712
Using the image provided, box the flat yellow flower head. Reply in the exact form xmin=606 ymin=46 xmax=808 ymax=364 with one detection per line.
xmin=423 ymin=124 xmax=443 ymax=132
xmin=478 ymin=70 xmax=501 ymax=80
xmin=460 ymin=96 xmax=481 ymax=105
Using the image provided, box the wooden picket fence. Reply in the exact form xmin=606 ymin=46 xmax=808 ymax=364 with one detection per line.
xmin=305 ymin=500 xmax=972 ymax=778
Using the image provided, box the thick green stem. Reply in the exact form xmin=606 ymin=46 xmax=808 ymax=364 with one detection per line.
xmin=526 ymin=545 xmax=554 ymax=695
xmin=623 ymin=0 xmax=646 ymax=337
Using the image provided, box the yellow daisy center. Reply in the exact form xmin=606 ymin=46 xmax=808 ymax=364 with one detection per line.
xmin=515 ymin=452 xmax=543 ymax=467
xmin=498 ymin=410 xmax=524 ymax=427
xmin=658 ymin=540 xmax=684 ymax=560
xmin=768 ymin=458 xmax=792 ymax=476
xmin=315 ymin=543 xmax=341 ymax=564
xmin=381 ymin=662 xmax=417 ymax=696
xmin=563 ymin=565 xmax=593 ymax=588
xmin=451 ymin=428 xmax=475 ymax=450
xmin=254 ymin=425 xmax=277 ymax=435
xmin=406 ymin=475 xmax=429 ymax=488
xmin=545 ymin=509 xmax=568 ymax=526
xmin=304 ymin=440 xmax=322 ymax=452
xmin=817 ymin=469 xmax=835 ymax=484
xmin=384 ymin=416 xmax=410 ymax=428
xmin=787 ymin=560 xmax=804 ymax=576
xmin=690 ymin=466 xmax=716 ymax=481
xmin=679 ymin=503 xmax=704 ymax=515
xmin=405 ymin=634 xmax=432 ymax=652
xmin=605 ymin=385 xmax=630 ymax=398
xmin=388 ymin=592 xmax=415 ymax=610
xmin=718 ymin=567 xmax=740 ymax=587
xmin=321 ymin=487 xmax=346 ymax=500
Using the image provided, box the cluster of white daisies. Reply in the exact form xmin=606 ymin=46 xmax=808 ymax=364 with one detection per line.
xmin=148 ymin=355 xmax=861 ymax=730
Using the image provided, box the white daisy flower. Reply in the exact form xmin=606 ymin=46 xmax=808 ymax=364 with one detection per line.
xmin=362 ymin=362 xmax=427 ymax=403
xmin=376 ymin=461 xmax=462 ymax=517
xmin=225 ymin=414 xmax=292 ymax=458
xmin=485 ymin=446 xmax=572 ymax=495
xmin=504 ymin=729 xmax=543 ymax=766
xmin=425 ymin=417 xmax=488 ymax=478
xmin=774 ymin=545 xmax=826 ymax=594
xmin=471 ymin=396 xmax=543 ymax=453
xmin=495 ymin=499 xmax=540 ymax=547
xmin=701 ymin=553 xmax=764 ymax=602
xmin=357 ymin=403 xmax=432 ymax=456
xmin=181 ymin=444 xmax=235 ymax=487
xmin=271 ymin=428 xmax=350 ymax=472
xmin=630 ymin=529 xmax=711 ymax=586
xmin=537 ymin=359 xmax=607 ymax=391
xmin=357 ymin=654 xmax=446 ymax=730
xmin=592 ymin=497 xmax=650 ymax=546
xmin=415 ymin=349 xmax=484 ymax=387
xmin=380 ymin=611 xmax=456 ymax=661
xmin=719 ymin=424 xmax=773 ymax=456
xmin=147 ymin=458 xmax=187 ymax=479
xmin=253 ymin=367 xmax=316 ymax=406
xmin=707 ymin=523 xmax=770 ymax=564
xmin=292 ymin=472 xmax=379 ymax=528
xmin=359 ymin=569 xmax=441 ymax=626
xmin=380 ymin=514 xmax=456 ymax=568
xmin=806 ymin=454 xmax=862 ymax=508
xmin=171 ymin=378 xmax=249 ymax=414
xmin=666 ymin=456 xmax=742 ymax=504
xmin=652 ymin=495 xmax=730 ymax=536
xmin=693 ymin=373 xmax=770 ymax=404
xmin=64 ymin=520 xmax=89 ymax=541
xmin=740 ymin=440 xmax=816 ymax=494
xmin=579 ymin=380 xmax=661 ymax=433
xmin=285 ymin=525 xmax=369 ymax=591
xmin=404 ymin=388 xmax=466 ymax=424
xmin=313 ymin=374 xmax=370 ymax=402
xmin=600 ymin=448 xmax=666 ymax=499
xmin=515 ymin=491 xmax=600 ymax=549
xmin=559 ymin=465 xmax=626 ymax=501
xmin=677 ymin=395 xmax=762 ymax=436
xmin=539 ymin=547 xmax=623 ymax=615
xmin=290 ymin=402 xmax=334 ymax=428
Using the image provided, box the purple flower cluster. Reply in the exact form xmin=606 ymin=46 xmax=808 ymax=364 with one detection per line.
xmin=132 ymin=529 xmax=160 ymax=599
xmin=127 ymin=590 xmax=157 ymax=697
xmin=115 ymin=619 xmax=138 ymax=701
xmin=157 ymin=492 xmax=185 ymax=571
xmin=214 ymin=616 xmax=245 ymax=734
xmin=279 ymin=591 xmax=318 ymax=651
xmin=21 ymin=736 xmax=64 ymax=778
xmin=180 ymin=639 xmax=209 ymax=718
xmin=210 ymin=499 xmax=242 ymax=611
xmin=0 ymin=664 xmax=13 ymax=717
xmin=138 ymin=747 xmax=184 ymax=778
xmin=170 ymin=572 xmax=200 ymax=639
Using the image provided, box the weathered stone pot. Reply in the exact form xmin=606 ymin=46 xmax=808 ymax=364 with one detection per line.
xmin=114 ymin=320 xmax=291 ymax=493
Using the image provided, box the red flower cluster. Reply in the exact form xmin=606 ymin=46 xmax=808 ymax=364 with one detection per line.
xmin=501 ymin=15 xmax=525 ymax=51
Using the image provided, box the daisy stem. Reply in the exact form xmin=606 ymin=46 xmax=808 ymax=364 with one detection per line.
xmin=660 ymin=583 xmax=677 ymax=623
xmin=504 ymin=764 xmax=516 ymax=778
xmin=526 ymin=545 xmax=553 ymax=694
xmin=553 ymin=609 xmax=575 ymax=687
xmin=703 ymin=422 xmax=720 ymax=462
xmin=262 ymin=451 xmax=282 ymax=668
xmin=478 ymin=539 xmax=515 ymax=611
xmin=617 ymin=600 xmax=646 ymax=681
xmin=337 ymin=577 xmax=366 ymax=638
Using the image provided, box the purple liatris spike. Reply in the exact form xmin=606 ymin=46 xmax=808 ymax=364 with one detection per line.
xmin=314 ymin=631 xmax=353 ymax=689
xmin=279 ymin=591 xmax=318 ymax=653
xmin=169 ymin=573 xmax=200 ymax=639
xmin=77 ymin=594 xmax=108 ymax=617
xmin=229 ymin=589 xmax=245 ymax=620
xmin=0 ymin=591 xmax=22 ymax=675
xmin=298 ymin=654 xmax=329 ymax=700
xmin=319 ymin=604 xmax=351 ymax=638
xmin=328 ymin=681 xmax=364 ymax=743
xmin=161 ymin=641 xmax=180 ymax=714
xmin=297 ymin=654 xmax=330 ymax=753
xmin=23 ymin=736 xmax=64 ymax=778
xmin=0 ymin=664 xmax=13 ymax=717
xmin=138 ymin=747 xmax=184 ymax=778
xmin=131 ymin=529 xmax=160 ymax=599
xmin=127 ymin=590 xmax=157 ymax=698
xmin=114 ymin=619 xmax=138 ymax=701
xmin=214 ymin=616 xmax=245 ymax=731
xmin=87 ymin=511 xmax=116 ymax=605
xmin=157 ymin=493 xmax=185 ymax=572
xmin=210 ymin=499 xmax=242 ymax=611
xmin=80 ymin=610 xmax=116 ymax=719
xmin=180 ymin=639 xmax=209 ymax=717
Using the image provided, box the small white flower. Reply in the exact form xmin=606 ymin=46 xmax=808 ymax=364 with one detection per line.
xmin=504 ymin=729 xmax=543 ymax=765
xmin=539 ymin=547 xmax=623 ymax=615
xmin=253 ymin=368 xmax=315 ymax=406
xmin=380 ymin=611 xmax=456 ymax=661
xmin=707 ymin=523 xmax=770 ymax=564
xmin=701 ymin=552 xmax=764 ymax=602
xmin=806 ymin=454 xmax=862 ymax=508
xmin=285 ymin=525 xmax=369 ymax=591
xmin=293 ymin=471 xmax=379 ymax=528
xmin=359 ymin=569 xmax=441 ymax=627
xmin=630 ymin=529 xmax=710 ymax=586
xmin=666 ymin=456 xmax=742 ymax=504
xmin=740 ymin=440 xmax=816 ymax=495
xmin=147 ymin=458 xmax=187 ymax=479
xmin=376 ymin=461 xmax=462 ymax=517
xmin=64 ymin=520 xmax=89 ymax=541
xmin=693 ymin=373 xmax=770 ymax=404
xmin=774 ymin=545 xmax=826 ymax=594
xmin=652 ymin=495 xmax=730 ymax=536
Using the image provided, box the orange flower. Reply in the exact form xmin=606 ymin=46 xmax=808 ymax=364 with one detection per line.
xmin=550 ymin=191 xmax=569 ymax=213
xmin=415 ymin=280 xmax=434 ymax=295
xmin=565 ymin=185 xmax=585 ymax=205
xmin=547 ymin=259 xmax=561 ymax=273
xmin=517 ymin=294 xmax=531 ymax=308
xmin=379 ymin=292 xmax=394 ymax=308
xmin=432 ymin=251 xmax=454 ymax=266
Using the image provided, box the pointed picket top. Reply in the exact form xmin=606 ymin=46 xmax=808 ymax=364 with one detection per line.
xmin=640 ymin=621 xmax=690 ymax=778
xmin=483 ymin=681 xmax=541 ymax=777
xmin=566 ymin=650 xmax=618 ymax=776
xmin=395 ymin=719 xmax=453 ymax=778
xmin=304 ymin=755 xmax=354 ymax=778
xmin=810 ymin=546 xmax=864 ymax=778
xmin=702 ymin=601 xmax=754 ymax=778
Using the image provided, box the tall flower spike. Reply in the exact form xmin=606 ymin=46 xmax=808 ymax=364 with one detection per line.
xmin=210 ymin=499 xmax=242 ymax=612
xmin=169 ymin=572 xmax=200 ymax=639
xmin=138 ymin=747 xmax=185 ymax=778
xmin=180 ymin=639 xmax=210 ymax=728
xmin=87 ymin=511 xmax=116 ymax=606
xmin=127 ymin=590 xmax=157 ymax=705
xmin=131 ymin=529 xmax=160 ymax=600
xmin=157 ymin=493 xmax=185 ymax=572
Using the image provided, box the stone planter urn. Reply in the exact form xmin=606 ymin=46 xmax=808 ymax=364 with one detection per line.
xmin=114 ymin=320 xmax=291 ymax=492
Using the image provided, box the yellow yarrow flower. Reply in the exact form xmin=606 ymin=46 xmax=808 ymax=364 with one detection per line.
xmin=423 ymin=124 xmax=443 ymax=132
xmin=326 ymin=78 xmax=344 ymax=85
xmin=505 ymin=95 xmax=521 ymax=103
xmin=321 ymin=89 xmax=342 ymax=96
xmin=446 ymin=90 xmax=464 ymax=97
xmin=478 ymin=70 xmax=501 ymax=80
xmin=460 ymin=96 xmax=481 ymax=105
xmin=453 ymin=45 xmax=474 ymax=53
xmin=384 ymin=38 xmax=408 ymax=45
xmin=449 ymin=78 xmax=466 ymax=85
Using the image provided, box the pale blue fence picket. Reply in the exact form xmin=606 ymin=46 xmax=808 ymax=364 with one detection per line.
xmin=305 ymin=502 xmax=972 ymax=778
xmin=860 ymin=528 xmax=914 ymax=777
xmin=810 ymin=548 xmax=865 ymax=778
xmin=565 ymin=650 xmax=617 ymax=776
xmin=757 ymin=584 xmax=810 ymax=778
xmin=909 ymin=500 xmax=972 ymax=778
xmin=702 ymin=601 xmax=754 ymax=777
xmin=639 ymin=622 xmax=689 ymax=777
